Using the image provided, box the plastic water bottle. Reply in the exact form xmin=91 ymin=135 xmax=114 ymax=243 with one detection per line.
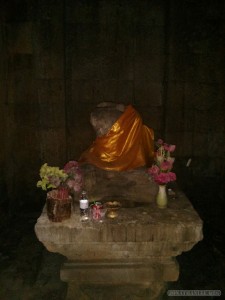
xmin=79 ymin=191 xmax=89 ymax=221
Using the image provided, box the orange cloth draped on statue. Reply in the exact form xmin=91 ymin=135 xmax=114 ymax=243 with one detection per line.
xmin=79 ymin=105 xmax=154 ymax=171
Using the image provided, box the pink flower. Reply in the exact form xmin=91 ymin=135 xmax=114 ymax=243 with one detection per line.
xmin=168 ymin=172 xmax=176 ymax=182
xmin=163 ymin=143 xmax=176 ymax=153
xmin=160 ymin=160 xmax=172 ymax=171
xmin=147 ymin=138 xmax=176 ymax=185
xmin=154 ymin=172 xmax=176 ymax=184
xmin=154 ymin=173 xmax=169 ymax=185
xmin=163 ymin=143 xmax=170 ymax=151
xmin=63 ymin=160 xmax=83 ymax=193
xmin=148 ymin=165 xmax=160 ymax=176
xmin=168 ymin=145 xmax=176 ymax=152
xmin=66 ymin=179 xmax=82 ymax=193
xmin=64 ymin=161 xmax=80 ymax=175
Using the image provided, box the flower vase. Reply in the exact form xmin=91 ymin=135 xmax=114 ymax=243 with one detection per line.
xmin=156 ymin=185 xmax=168 ymax=208
xmin=46 ymin=189 xmax=72 ymax=222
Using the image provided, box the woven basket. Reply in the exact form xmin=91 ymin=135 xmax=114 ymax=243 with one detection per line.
xmin=46 ymin=190 xmax=72 ymax=222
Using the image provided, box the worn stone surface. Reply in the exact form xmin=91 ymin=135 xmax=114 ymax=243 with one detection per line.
xmin=66 ymin=282 xmax=167 ymax=300
xmin=35 ymin=189 xmax=203 ymax=299
xmin=79 ymin=164 xmax=158 ymax=204
xmin=1 ymin=179 xmax=225 ymax=300
xmin=35 ymin=190 xmax=203 ymax=260
xmin=90 ymin=102 xmax=125 ymax=136
xmin=61 ymin=258 xmax=179 ymax=284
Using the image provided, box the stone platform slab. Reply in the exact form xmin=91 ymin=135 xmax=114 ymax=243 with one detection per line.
xmin=35 ymin=189 xmax=203 ymax=299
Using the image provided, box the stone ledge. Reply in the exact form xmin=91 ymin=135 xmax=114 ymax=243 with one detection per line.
xmin=61 ymin=258 xmax=179 ymax=284
xmin=35 ymin=190 xmax=203 ymax=248
xmin=43 ymin=241 xmax=200 ymax=260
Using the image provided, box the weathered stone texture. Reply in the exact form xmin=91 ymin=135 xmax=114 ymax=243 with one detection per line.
xmin=79 ymin=165 xmax=158 ymax=205
xmin=90 ymin=102 xmax=124 ymax=136
xmin=35 ymin=190 xmax=203 ymax=259
xmin=35 ymin=189 xmax=203 ymax=299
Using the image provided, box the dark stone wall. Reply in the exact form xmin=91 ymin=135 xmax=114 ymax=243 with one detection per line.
xmin=0 ymin=0 xmax=224 ymax=212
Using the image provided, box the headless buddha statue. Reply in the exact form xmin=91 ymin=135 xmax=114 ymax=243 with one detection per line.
xmin=79 ymin=103 xmax=154 ymax=171
xmin=77 ymin=103 xmax=158 ymax=205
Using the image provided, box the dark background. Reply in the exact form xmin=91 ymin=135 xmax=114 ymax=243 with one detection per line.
xmin=0 ymin=0 xmax=224 ymax=213
xmin=0 ymin=1 xmax=225 ymax=298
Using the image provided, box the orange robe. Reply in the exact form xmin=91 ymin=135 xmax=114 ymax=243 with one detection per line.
xmin=79 ymin=105 xmax=154 ymax=171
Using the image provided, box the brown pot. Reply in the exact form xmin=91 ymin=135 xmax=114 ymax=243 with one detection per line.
xmin=46 ymin=190 xmax=72 ymax=222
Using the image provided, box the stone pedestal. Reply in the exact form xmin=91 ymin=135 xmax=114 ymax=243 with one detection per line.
xmin=35 ymin=189 xmax=203 ymax=299
xmin=79 ymin=164 xmax=158 ymax=204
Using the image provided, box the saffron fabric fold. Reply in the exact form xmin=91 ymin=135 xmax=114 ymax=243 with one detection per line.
xmin=79 ymin=105 xmax=154 ymax=171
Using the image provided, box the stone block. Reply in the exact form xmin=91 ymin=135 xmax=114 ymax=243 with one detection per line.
xmin=35 ymin=189 xmax=202 ymax=299
xmin=65 ymin=282 xmax=166 ymax=300
xmin=80 ymin=164 xmax=158 ymax=204
xmin=61 ymin=258 xmax=178 ymax=285
xmin=126 ymin=223 xmax=136 ymax=242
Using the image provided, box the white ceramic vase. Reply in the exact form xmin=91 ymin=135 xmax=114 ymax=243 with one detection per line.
xmin=156 ymin=185 xmax=168 ymax=208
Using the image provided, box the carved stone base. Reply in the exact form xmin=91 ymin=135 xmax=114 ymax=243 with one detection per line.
xmin=61 ymin=259 xmax=170 ymax=300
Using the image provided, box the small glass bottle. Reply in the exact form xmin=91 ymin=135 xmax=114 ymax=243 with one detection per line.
xmin=79 ymin=190 xmax=89 ymax=221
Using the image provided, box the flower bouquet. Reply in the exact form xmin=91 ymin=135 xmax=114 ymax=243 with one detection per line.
xmin=37 ymin=161 xmax=83 ymax=221
xmin=147 ymin=139 xmax=176 ymax=185
xmin=147 ymin=139 xmax=176 ymax=208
